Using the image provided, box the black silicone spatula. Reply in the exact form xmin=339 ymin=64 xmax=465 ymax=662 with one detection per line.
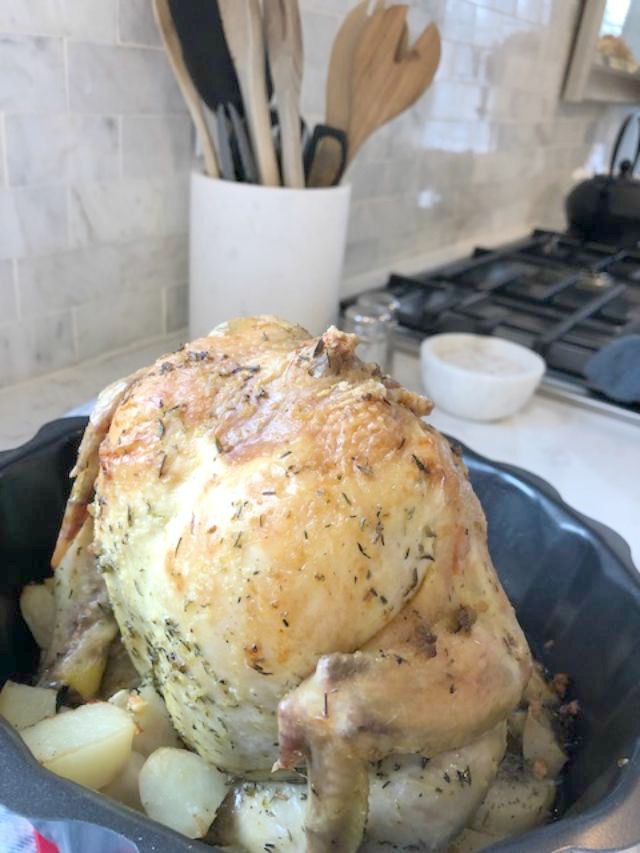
xmin=167 ymin=0 xmax=261 ymax=182
xmin=153 ymin=0 xmax=219 ymax=178
xmin=168 ymin=0 xmax=241 ymax=110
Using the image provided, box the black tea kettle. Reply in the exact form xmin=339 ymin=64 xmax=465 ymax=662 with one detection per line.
xmin=566 ymin=111 xmax=640 ymax=247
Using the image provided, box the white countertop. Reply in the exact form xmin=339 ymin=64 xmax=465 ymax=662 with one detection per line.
xmin=393 ymin=351 xmax=640 ymax=568
xmin=1 ymin=333 xmax=638 ymax=567
xmin=0 ymin=331 xmax=186 ymax=452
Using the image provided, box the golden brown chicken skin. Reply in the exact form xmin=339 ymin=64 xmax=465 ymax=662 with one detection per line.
xmin=71 ymin=316 xmax=531 ymax=852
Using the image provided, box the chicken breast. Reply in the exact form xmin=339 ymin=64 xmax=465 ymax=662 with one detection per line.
xmin=59 ymin=316 xmax=530 ymax=851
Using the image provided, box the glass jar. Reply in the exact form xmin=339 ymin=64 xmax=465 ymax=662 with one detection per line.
xmin=342 ymin=302 xmax=393 ymax=371
xmin=355 ymin=291 xmax=400 ymax=314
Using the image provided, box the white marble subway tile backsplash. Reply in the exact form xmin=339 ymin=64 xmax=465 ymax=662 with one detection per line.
xmin=68 ymin=175 xmax=188 ymax=247
xmin=0 ymin=186 xmax=68 ymax=260
xmin=118 ymin=0 xmax=163 ymax=48
xmin=0 ymin=115 xmax=6 ymax=186
xmin=0 ymin=0 xmax=632 ymax=389
xmin=0 ymin=310 xmax=76 ymax=387
xmin=122 ymin=116 xmax=193 ymax=178
xmin=0 ymin=36 xmax=66 ymax=113
xmin=6 ymin=114 xmax=119 ymax=186
xmin=0 ymin=0 xmax=117 ymax=42
xmin=18 ymin=245 xmax=122 ymax=315
xmin=121 ymin=234 xmax=188 ymax=290
xmin=0 ymin=260 xmax=17 ymax=323
xmin=74 ymin=286 xmax=164 ymax=360
xmin=163 ymin=283 xmax=189 ymax=333
xmin=67 ymin=43 xmax=185 ymax=114
xmin=24 ymin=310 xmax=76 ymax=373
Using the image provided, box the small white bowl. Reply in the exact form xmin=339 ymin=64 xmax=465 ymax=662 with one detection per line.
xmin=420 ymin=333 xmax=545 ymax=421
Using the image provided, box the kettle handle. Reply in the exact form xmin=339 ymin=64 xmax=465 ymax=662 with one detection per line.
xmin=609 ymin=110 xmax=640 ymax=177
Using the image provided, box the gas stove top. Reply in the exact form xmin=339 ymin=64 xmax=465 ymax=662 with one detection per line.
xmin=379 ymin=229 xmax=640 ymax=423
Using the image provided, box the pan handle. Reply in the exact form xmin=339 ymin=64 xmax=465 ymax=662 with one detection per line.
xmin=608 ymin=110 xmax=640 ymax=178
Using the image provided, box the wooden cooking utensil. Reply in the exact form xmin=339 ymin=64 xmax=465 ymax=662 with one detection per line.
xmin=152 ymin=0 xmax=219 ymax=178
xmin=218 ymin=0 xmax=280 ymax=186
xmin=303 ymin=124 xmax=348 ymax=185
xmin=167 ymin=0 xmax=241 ymax=112
xmin=307 ymin=0 xmax=379 ymax=188
xmin=167 ymin=0 xmax=263 ymax=182
xmin=307 ymin=0 xmax=410 ymax=188
xmin=327 ymin=0 xmax=384 ymax=134
xmin=347 ymin=6 xmax=441 ymax=163
xmin=264 ymin=0 xmax=305 ymax=189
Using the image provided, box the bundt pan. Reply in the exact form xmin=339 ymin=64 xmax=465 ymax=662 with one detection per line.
xmin=0 ymin=417 xmax=639 ymax=852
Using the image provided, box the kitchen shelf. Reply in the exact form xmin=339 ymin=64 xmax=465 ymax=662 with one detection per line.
xmin=564 ymin=0 xmax=640 ymax=103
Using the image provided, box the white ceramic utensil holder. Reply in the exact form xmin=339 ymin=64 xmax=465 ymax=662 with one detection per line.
xmin=189 ymin=173 xmax=351 ymax=338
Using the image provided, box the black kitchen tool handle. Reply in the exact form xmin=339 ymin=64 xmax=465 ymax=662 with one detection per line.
xmin=608 ymin=110 xmax=640 ymax=178
xmin=304 ymin=124 xmax=348 ymax=187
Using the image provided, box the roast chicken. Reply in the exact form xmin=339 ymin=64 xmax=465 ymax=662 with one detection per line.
xmin=45 ymin=316 xmax=532 ymax=851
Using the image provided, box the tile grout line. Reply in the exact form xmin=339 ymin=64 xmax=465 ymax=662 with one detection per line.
xmin=62 ymin=31 xmax=73 ymax=261
xmin=70 ymin=305 xmax=80 ymax=361
xmin=115 ymin=0 xmax=163 ymax=51
xmin=118 ymin=115 xmax=124 ymax=179
xmin=161 ymin=287 xmax=168 ymax=335
xmin=12 ymin=258 xmax=21 ymax=323
xmin=65 ymin=185 xmax=73 ymax=252
xmin=0 ymin=113 xmax=9 ymax=188
xmin=62 ymin=36 xmax=70 ymax=112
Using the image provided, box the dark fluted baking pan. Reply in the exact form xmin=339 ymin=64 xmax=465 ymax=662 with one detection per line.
xmin=1 ymin=418 xmax=639 ymax=852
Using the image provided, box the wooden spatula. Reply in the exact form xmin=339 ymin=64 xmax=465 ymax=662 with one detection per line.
xmin=307 ymin=0 xmax=412 ymax=188
xmin=348 ymin=6 xmax=441 ymax=163
xmin=218 ymin=0 xmax=280 ymax=186
xmin=152 ymin=0 xmax=219 ymax=178
xmin=264 ymin=0 xmax=304 ymax=189
xmin=307 ymin=0 xmax=379 ymax=188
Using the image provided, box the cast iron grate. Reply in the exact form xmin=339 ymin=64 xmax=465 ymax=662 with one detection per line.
xmin=386 ymin=229 xmax=640 ymax=414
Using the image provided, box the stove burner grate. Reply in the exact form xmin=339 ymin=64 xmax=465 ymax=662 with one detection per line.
xmin=382 ymin=229 xmax=640 ymax=414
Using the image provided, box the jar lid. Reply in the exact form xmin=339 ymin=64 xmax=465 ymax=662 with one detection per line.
xmin=344 ymin=303 xmax=392 ymax=329
xmin=356 ymin=291 xmax=399 ymax=314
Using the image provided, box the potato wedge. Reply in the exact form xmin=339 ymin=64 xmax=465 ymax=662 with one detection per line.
xmin=110 ymin=683 xmax=182 ymax=756
xmin=524 ymin=667 xmax=560 ymax=707
xmin=522 ymin=706 xmax=567 ymax=779
xmin=507 ymin=708 xmax=526 ymax=743
xmin=20 ymin=581 xmax=55 ymax=650
xmin=0 ymin=681 xmax=57 ymax=730
xmin=448 ymin=828 xmax=500 ymax=853
xmin=470 ymin=754 xmax=555 ymax=838
xmin=102 ymin=751 xmax=145 ymax=811
xmin=21 ymin=701 xmax=134 ymax=790
xmin=139 ymin=747 xmax=227 ymax=838
xmin=99 ymin=637 xmax=140 ymax=699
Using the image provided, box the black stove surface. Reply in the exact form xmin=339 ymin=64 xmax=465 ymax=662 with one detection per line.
xmin=385 ymin=229 xmax=640 ymax=414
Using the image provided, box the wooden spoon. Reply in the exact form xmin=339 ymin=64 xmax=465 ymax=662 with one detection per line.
xmin=152 ymin=0 xmax=219 ymax=178
xmin=347 ymin=6 xmax=441 ymax=164
xmin=218 ymin=0 xmax=280 ymax=186
xmin=264 ymin=0 xmax=305 ymax=189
